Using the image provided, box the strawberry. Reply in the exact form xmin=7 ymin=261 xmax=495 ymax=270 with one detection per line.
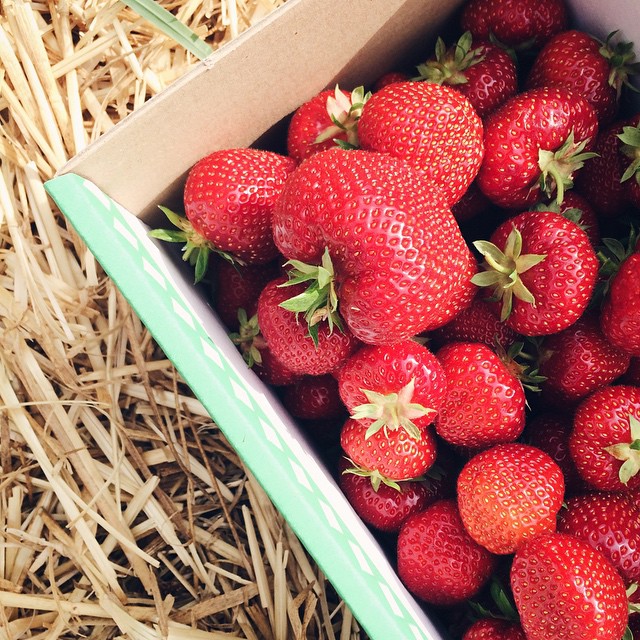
xmin=526 ymin=30 xmax=640 ymax=124
xmin=337 ymin=458 xmax=441 ymax=533
xmin=457 ymin=442 xmax=565 ymax=554
xmin=462 ymin=619 xmax=526 ymax=640
xmin=537 ymin=313 xmax=631 ymax=408
xmin=271 ymin=147 xmax=477 ymax=345
xmin=510 ymin=532 xmax=629 ymax=640
xmin=280 ymin=374 xmax=346 ymax=421
xmin=151 ymin=148 xmax=296 ymax=281
xmin=569 ymin=384 xmax=640 ymax=492
xmin=475 ymin=86 xmax=598 ymax=209
xmin=623 ymin=357 xmax=640 ymax=385
xmin=451 ymin=181 xmax=492 ymax=225
xmin=336 ymin=340 xmax=447 ymax=440
xmin=396 ymin=500 xmax=496 ymax=606
xmin=340 ymin=417 xmax=437 ymax=484
xmin=286 ymin=86 xmax=369 ymax=163
xmin=415 ymin=32 xmax=518 ymax=118
xmin=472 ymin=209 xmax=599 ymax=336
xmin=372 ymin=70 xmax=410 ymax=92
xmin=256 ymin=276 xmax=360 ymax=376
xmin=557 ymin=492 xmax=640 ymax=585
xmin=357 ymin=80 xmax=484 ymax=206
xmin=434 ymin=341 xmax=526 ymax=450
xmin=460 ymin=0 xmax=568 ymax=49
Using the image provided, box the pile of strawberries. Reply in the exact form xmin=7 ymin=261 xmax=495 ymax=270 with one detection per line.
xmin=151 ymin=0 xmax=640 ymax=638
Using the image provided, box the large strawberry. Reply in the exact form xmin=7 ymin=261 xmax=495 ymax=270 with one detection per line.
xmin=526 ymin=30 xmax=640 ymax=124
xmin=472 ymin=209 xmax=599 ymax=336
xmin=434 ymin=341 xmax=526 ymax=450
xmin=415 ymin=32 xmax=518 ymax=118
xmin=457 ymin=443 xmax=565 ymax=554
xmin=460 ymin=0 xmax=568 ymax=50
xmin=151 ymin=148 xmax=296 ymax=281
xmin=271 ymin=148 xmax=477 ymax=345
xmin=569 ymin=384 xmax=640 ymax=492
xmin=397 ymin=500 xmax=496 ymax=606
xmin=357 ymin=80 xmax=484 ymax=206
xmin=510 ymin=532 xmax=629 ymax=640
xmin=336 ymin=340 xmax=447 ymax=440
xmin=475 ymin=86 xmax=598 ymax=209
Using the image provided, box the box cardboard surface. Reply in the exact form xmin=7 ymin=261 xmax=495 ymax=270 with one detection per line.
xmin=45 ymin=1 xmax=640 ymax=638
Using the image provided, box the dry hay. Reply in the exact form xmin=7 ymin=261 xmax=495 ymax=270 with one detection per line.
xmin=0 ymin=1 xmax=364 ymax=638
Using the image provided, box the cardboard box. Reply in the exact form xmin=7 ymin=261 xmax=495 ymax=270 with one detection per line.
xmin=45 ymin=1 xmax=640 ymax=638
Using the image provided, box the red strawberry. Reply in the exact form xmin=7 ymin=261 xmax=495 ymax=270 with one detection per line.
xmin=286 ymin=86 xmax=369 ymax=163
xmin=415 ymin=32 xmax=518 ymax=118
xmin=569 ymin=384 xmax=640 ymax=492
xmin=510 ymin=532 xmax=629 ymax=640
xmin=357 ymin=80 xmax=484 ymax=206
xmin=557 ymin=491 xmax=640 ymax=585
xmin=457 ymin=443 xmax=565 ymax=554
xmin=256 ymin=276 xmax=360 ymax=376
xmin=434 ymin=341 xmax=526 ymax=449
xmin=451 ymin=181 xmax=492 ymax=224
xmin=462 ymin=619 xmax=526 ymax=640
xmin=337 ymin=458 xmax=440 ymax=533
xmin=373 ymin=70 xmax=410 ymax=92
xmin=271 ymin=148 xmax=477 ymax=345
xmin=340 ymin=417 xmax=437 ymax=483
xmin=280 ymin=374 xmax=346 ymax=421
xmin=460 ymin=0 xmax=568 ymax=49
xmin=527 ymin=30 xmax=640 ymax=124
xmin=537 ymin=313 xmax=631 ymax=408
xmin=336 ymin=340 xmax=447 ymax=440
xmin=151 ymin=148 xmax=296 ymax=281
xmin=472 ymin=209 xmax=599 ymax=336
xmin=397 ymin=500 xmax=496 ymax=606
xmin=476 ymin=86 xmax=598 ymax=209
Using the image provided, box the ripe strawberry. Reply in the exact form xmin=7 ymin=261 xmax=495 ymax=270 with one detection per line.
xmin=472 ymin=209 xmax=599 ymax=336
xmin=510 ymin=532 xmax=629 ymax=640
xmin=557 ymin=492 xmax=640 ymax=585
xmin=569 ymin=384 xmax=640 ymax=492
xmin=537 ymin=313 xmax=631 ymax=407
xmin=256 ymin=276 xmax=360 ymax=376
xmin=357 ymin=80 xmax=484 ymax=206
xmin=271 ymin=147 xmax=477 ymax=345
xmin=415 ymin=32 xmax=518 ymax=118
xmin=397 ymin=500 xmax=496 ymax=606
xmin=451 ymin=181 xmax=492 ymax=224
xmin=460 ymin=0 xmax=568 ymax=49
xmin=526 ymin=30 xmax=640 ymax=124
xmin=280 ymin=374 xmax=346 ymax=421
xmin=476 ymin=86 xmax=598 ymax=209
xmin=286 ymin=86 xmax=369 ymax=163
xmin=336 ymin=340 xmax=447 ymax=440
xmin=462 ymin=619 xmax=526 ymax=640
xmin=151 ymin=148 xmax=296 ymax=281
xmin=337 ymin=458 xmax=441 ymax=533
xmin=457 ymin=443 xmax=565 ymax=554
xmin=340 ymin=417 xmax=437 ymax=483
xmin=434 ymin=341 xmax=526 ymax=449
xmin=372 ymin=70 xmax=410 ymax=92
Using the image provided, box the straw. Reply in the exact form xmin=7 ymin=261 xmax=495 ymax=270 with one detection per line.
xmin=0 ymin=1 xmax=365 ymax=638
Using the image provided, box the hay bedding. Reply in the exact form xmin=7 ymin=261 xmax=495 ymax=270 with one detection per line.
xmin=0 ymin=1 xmax=365 ymax=638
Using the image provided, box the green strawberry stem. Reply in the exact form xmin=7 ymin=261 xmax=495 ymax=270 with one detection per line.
xmin=341 ymin=457 xmax=424 ymax=492
xmin=537 ymin=131 xmax=598 ymax=205
xmin=592 ymin=225 xmax=639 ymax=305
xmin=148 ymin=205 xmax=243 ymax=283
xmin=278 ymin=247 xmax=343 ymax=346
xmin=471 ymin=227 xmax=547 ymax=322
xmin=228 ymin=309 xmax=265 ymax=368
xmin=604 ymin=414 xmax=640 ymax=485
xmin=350 ymin=378 xmax=436 ymax=440
xmin=413 ymin=31 xmax=485 ymax=85
xmin=598 ymin=30 xmax=640 ymax=99
xmin=469 ymin=577 xmax=520 ymax=623
xmin=314 ymin=85 xmax=371 ymax=149
xmin=496 ymin=340 xmax=546 ymax=394
xmin=618 ymin=123 xmax=640 ymax=185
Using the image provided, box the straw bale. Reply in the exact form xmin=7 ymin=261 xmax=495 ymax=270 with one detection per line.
xmin=0 ymin=1 xmax=366 ymax=638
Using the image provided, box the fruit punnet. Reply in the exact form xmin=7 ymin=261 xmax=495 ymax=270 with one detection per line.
xmin=272 ymin=147 xmax=477 ymax=345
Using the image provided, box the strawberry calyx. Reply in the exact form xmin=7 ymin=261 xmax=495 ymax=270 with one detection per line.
xmin=341 ymin=457 xmax=423 ymax=492
xmin=278 ymin=247 xmax=343 ymax=345
xmin=228 ymin=308 xmax=266 ymax=367
xmin=350 ymin=378 xmax=436 ymax=441
xmin=618 ymin=122 xmax=640 ymax=185
xmin=604 ymin=414 xmax=640 ymax=485
xmin=594 ymin=226 xmax=639 ymax=303
xmin=468 ymin=577 xmax=520 ymax=624
xmin=597 ymin=30 xmax=640 ymax=99
xmin=537 ymin=131 xmax=598 ymax=205
xmin=414 ymin=31 xmax=485 ymax=85
xmin=314 ymin=85 xmax=371 ymax=149
xmin=495 ymin=339 xmax=546 ymax=394
xmin=149 ymin=205 xmax=243 ymax=283
xmin=471 ymin=227 xmax=547 ymax=322
xmin=529 ymin=199 xmax=593 ymax=237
